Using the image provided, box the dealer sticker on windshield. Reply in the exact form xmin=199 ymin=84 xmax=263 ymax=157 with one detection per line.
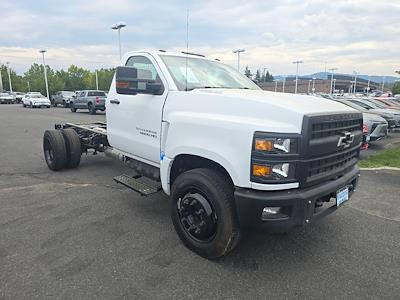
xmin=336 ymin=187 xmax=349 ymax=207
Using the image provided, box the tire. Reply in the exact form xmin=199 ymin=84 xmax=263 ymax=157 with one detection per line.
xmin=171 ymin=168 xmax=241 ymax=259
xmin=53 ymin=102 xmax=57 ymax=107
xmin=88 ymin=103 xmax=96 ymax=115
xmin=61 ymin=129 xmax=81 ymax=168
xmin=22 ymin=103 xmax=26 ymax=108
xmin=70 ymin=103 xmax=77 ymax=112
xmin=43 ymin=130 xmax=68 ymax=171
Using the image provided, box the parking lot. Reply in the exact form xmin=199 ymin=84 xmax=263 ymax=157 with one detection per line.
xmin=1 ymin=105 xmax=399 ymax=299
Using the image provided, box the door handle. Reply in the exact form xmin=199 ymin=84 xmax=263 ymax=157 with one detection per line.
xmin=110 ymin=99 xmax=120 ymax=104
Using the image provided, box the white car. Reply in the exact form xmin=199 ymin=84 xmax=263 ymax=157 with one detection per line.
xmin=22 ymin=93 xmax=51 ymax=108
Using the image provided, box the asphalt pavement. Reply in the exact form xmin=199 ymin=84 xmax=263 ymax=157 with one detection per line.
xmin=1 ymin=105 xmax=399 ymax=299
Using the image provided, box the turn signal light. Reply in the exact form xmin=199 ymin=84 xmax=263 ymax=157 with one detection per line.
xmin=252 ymin=164 xmax=272 ymax=177
xmin=255 ymin=139 xmax=273 ymax=151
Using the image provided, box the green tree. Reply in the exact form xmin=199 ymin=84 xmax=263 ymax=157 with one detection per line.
xmin=392 ymin=81 xmax=400 ymax=94
xmin=255 ymin=69 xmax=261 ymax=82
xmin=244 ymin=66 xmax=252 ymax=78
xmin=264 ymin=70 xmax=274 ymax=82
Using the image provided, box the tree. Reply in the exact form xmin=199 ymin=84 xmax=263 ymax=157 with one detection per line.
xmin=255 ymin=69 xmax=261 ymax=82
xmin=264 ymin=70 xmax=274 ymax=82
xmin=392 ymin=81 xmax=400 ymax=95
xmin=244 ymin=66 xmax=252 ymax=78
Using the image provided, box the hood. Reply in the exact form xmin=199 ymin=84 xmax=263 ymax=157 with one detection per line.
xmin=166 ymin=89 xmax=358 ymax=134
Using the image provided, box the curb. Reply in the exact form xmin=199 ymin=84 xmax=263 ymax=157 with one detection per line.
xmin=359 ymin=166 xmax=400 ymax=171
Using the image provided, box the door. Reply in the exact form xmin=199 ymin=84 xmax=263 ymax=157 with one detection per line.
xmin=106 ymin=54 xmax=168 ymax=165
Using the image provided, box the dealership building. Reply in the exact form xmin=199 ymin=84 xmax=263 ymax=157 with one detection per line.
xmin=260 ymin=75 xmax=381 ymax=94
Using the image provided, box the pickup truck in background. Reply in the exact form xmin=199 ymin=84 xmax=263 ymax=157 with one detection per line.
xmin=70 ymin=90 xmax=107 ymax=114
xmin=42 ymin=50 xmax=362 ymax=259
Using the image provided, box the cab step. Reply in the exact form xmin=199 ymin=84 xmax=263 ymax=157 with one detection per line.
xmin=113 ymin=174 xmax=162 ymax=196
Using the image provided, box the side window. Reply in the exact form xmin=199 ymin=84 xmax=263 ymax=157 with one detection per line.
xmin=126 ymin=56 xmax=158 ymax=81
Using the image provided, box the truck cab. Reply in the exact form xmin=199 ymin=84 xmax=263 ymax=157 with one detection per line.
xmin=43 ymin=50 xmax=362 ymax=259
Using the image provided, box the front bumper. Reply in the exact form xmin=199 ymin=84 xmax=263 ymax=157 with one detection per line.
xmin=234 ymin=165 xmax=359 ymax=233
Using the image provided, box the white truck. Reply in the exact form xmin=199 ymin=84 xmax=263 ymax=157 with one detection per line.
xmin=42 ymin=50 xmax=362 ymax=259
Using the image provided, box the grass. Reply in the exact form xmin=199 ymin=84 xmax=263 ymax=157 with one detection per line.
xmin=359 ymin=146 xmax=400 ymax=168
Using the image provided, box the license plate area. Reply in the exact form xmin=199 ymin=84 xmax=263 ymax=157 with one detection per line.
xmin=336 ymin=187 xmax=349 ymax=207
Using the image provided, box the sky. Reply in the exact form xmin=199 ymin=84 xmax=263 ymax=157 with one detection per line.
xmin=0 ymin=0 xmax=399 ymax=76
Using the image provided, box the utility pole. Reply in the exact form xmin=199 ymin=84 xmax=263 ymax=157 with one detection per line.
xmin=274 ymin=80 xmax=278 ymax=92
xmin=292 ymin=60 xmax=303 ymax=94
xmin=366 ymin=79 xmax=370 ymax=96
xmin=381 ymin=77 xmax=385 ymax=93
xmin=6 ymin=62 xmax=13 ymax=93
xmin=282 ymin=76 xmax=286 ymax=93
xmin=233 ymin=49 xmax=245 ymax=72
xmin=328 ymin=68 xmax=337 ymax=95
xmin=39 ymin=50 xmax=50 ymax=99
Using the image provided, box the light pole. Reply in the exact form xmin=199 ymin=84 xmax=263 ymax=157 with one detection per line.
xmin=328 ymin=68 xmax=337 ymax=95
xmin=274 ymin=80 xmax=278 ymax=92
xmin=233 ymin=49 xmax=245 ymax=72
xmin=353 ymin=71 xmax=359 ymax=95
xmin=292 ymin=60 xmax=303 ymax=94
xmin=111 ymin=22 xmax=127 ymax=60
xmin=39 ymin=50 xmax=49 ymax=99
xmin=308 ymin=79 xmax=312 ymax=94
xmin=367 ymin=79 xmax=370 ymax=96
xmin=0 ymin=62 xmax=3 ymax=92
xmin=27 ymin=80 xmax=31 ymax=92
xmin=282 ymin=76 xmax=286 ymax=93
xmin=95 ymin=70 xmax=99 ymax=90
xmin=333 ymin=78 xmax=337 ymax=94
xmin=381 ymin=77 xmax=385 ymax=93
xmin=312 ymin=77 xmax=316 ymax=93
xmin=6 ymin=62 xmax=12 ymax=93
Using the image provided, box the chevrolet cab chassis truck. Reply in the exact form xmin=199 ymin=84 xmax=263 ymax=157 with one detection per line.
xmin=42 ymin=50 xmax=362 ymax=259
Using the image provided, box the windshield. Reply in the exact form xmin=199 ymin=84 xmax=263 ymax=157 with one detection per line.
xmin=160 ymin=55 xmax=260 ymax=91
xmin=31 ymin=95 xmax=45 ymax=98
xmin=363 ymin=100 xmax=385 ymax=109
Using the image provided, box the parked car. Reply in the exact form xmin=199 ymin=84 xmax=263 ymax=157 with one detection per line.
xmin=51 ymin=91 xmax=76 ymax=107
xmin=22 ymin=93 xmax=51 ymax=108
xmin=348 ymin=98 xmax=400 ymax=127
xmin=13 ymin=92 xmax=24 ymax=103
xmin=363 ymin=112 xmax=388 ymax=142
xmin=70 ymin=90 xmax=106 ymax=114
xmin=0 ymin=92 xmax=14 ymax=104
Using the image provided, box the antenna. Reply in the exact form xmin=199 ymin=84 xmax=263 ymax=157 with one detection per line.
xmin=185 ymin=8 xmax=189 ymax=91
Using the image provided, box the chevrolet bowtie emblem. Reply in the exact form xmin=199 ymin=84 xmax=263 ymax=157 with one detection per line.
xmin=337 ymin=131 xmax=355 ymax=148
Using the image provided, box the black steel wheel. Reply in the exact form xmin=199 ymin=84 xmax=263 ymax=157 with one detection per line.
xmin=171 ymin=168 xmax=241 ymax=259
xmin=61 ymin=128 xmax=82 ymax=168
xmin=88 ymin=103 xmax=96 ymax=115
xmin=43 ymin=130 xmax=67 ymax=171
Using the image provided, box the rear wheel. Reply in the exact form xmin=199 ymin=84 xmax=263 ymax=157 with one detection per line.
xmin=61 ymin=129 xmax=81 ymax=168
xmin=88 ymin=103 xmax=96 ymax=115
xmin=171 ymin=168 xmax=241 ymax=259
xmin=43 ymin=130 xmax=67 ymax=171
xmin=70 ymin=103 xmax=77 ymax=112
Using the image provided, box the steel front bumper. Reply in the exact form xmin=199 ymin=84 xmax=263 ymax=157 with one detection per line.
xmin=234 ymin=166 xmax=360 ymax=232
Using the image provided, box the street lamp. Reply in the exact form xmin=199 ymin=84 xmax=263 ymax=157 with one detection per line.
xmin=312 ymin=77 xmax=316 ymax=93
xmin=381 ymin=77 xmax=386 ymax=93
xmin=282 ymin=76 xmax=286 ymax=93
xmin=111 ymin=22 xmax=127 ymax=60
xmin=39 ymin=50 xmax=49 ymax=99
xmin=333 ymin=78 xmax=337 ymax=94
xmin=274 ymin=80 xmax=278 ymax=92
xmin=6 ymin=62 xmax=13 ymax=93
xmin=233 ymin=49 xmax=245 ymax=72
xmin=328 ymin=68 xmax=337 ymax=95
xmin=308 ymin=79 xmax=312 ymax=94
xmin=292 ymin=60 xmax=303 ymax=94
xmin=95 ymin=70 xmax=99 ymax=90
xmin=0 ymin=62 xmax=3 ymax=92
xmin=353 ymin=71 xmax=359 ymax=95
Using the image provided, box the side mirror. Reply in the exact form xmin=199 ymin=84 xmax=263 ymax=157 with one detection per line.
xmin=115 ymin=66 xmax=163 ymax=95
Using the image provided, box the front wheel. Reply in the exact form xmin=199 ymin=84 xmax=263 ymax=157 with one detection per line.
xmin=171 ymin=168 xmax=241 ymax=259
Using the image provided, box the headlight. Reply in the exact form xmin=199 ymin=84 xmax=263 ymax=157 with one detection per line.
xmin=254 ymin=137 xmax=297 ymax=154
xmin=252 ymin=162 xmax=293 ymax=180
